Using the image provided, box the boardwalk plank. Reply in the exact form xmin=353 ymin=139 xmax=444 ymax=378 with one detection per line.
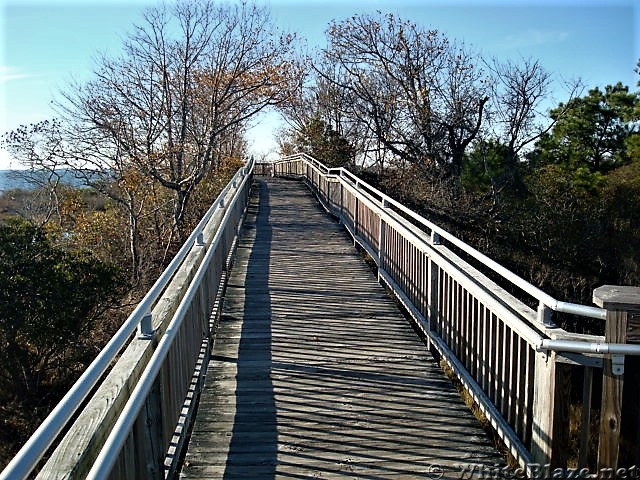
xmin=181 ymin=178 xmax=505 ymax=479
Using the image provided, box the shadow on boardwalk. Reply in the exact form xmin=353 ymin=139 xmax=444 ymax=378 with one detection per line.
xmin=224 ymin=180 xmax=277 ymax=477
xmin=181 ymin=178 xmax=505 ymax=479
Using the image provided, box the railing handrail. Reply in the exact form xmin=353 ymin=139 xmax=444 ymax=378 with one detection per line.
xmin=85 ymin=163 xmax=253 ymax=480
xmin=274 ymin=152 xmax=640 ymax=470
xmin=276 ymin=153 xmax=606 ymax=322
xmin=303 ymin=158 xmax=640 ymax=360
xmin=278 ymin=153 xmax=640 ymax=358
xmin=0 ymin=157 xmax=254 ymax=480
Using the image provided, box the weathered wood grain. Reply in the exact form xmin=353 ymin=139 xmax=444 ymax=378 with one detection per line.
xmin=598 ymin=310 xmax=627 ymax=471
xmin=181 ymin=178 xmax=504 ymax=479
xmin=627 ymin=312 xmax=640 ymax=344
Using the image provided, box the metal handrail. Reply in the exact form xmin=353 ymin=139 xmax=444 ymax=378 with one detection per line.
xmin=540 ymin=339 xmax=640 ymax=355
xmin=85 ymin=163 xmax=253 ymax=480
xmin=276 ymin=154 xmax=640 ymax=363
xmin=276 ymin=152 xmax=640 ymax=471
xmin=276 ymin=153 xmax=606 ymax=321
xmin=0 ymin=157 xmax=254 ymax=480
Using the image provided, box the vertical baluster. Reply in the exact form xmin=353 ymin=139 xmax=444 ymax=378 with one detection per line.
xmin=579 ymin=366 xmax=593 ymax=469
xmin=487 ymin=312 xmax=496 ymax=403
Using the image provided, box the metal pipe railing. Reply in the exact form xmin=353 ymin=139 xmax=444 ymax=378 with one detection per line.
xmin=540 ymin=339 xmax=640 ymax=356
xmin=0 ymin=157 xmax=253 ymax=480
xmin=85 ymin=165 xmax=252 ymax=480
xmin=277 ymin=154 xmax=606 ymax=322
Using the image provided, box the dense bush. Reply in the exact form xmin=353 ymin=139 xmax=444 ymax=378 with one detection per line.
xmin=0 ymin=218 xmax=126 ymax=466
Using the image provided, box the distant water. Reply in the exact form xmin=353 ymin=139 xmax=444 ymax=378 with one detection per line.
xmin=0 ymin=170 xmax=35 ymax=192
xmin=0 ymin=169 xmax=98 ymax=193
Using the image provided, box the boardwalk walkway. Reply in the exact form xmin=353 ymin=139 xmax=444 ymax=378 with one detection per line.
xmin=181 ymin=178 xmax=505 ymax=479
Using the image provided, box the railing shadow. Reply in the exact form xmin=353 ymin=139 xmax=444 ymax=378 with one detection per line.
xmin=223 ymin=179 xmax=277 ymax=479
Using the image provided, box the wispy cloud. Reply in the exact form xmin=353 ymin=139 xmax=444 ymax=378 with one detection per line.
xmin=505 ymin=29 xmax=570 ymax=49
xmin=0 ymin=66 xmax=39 ymax=83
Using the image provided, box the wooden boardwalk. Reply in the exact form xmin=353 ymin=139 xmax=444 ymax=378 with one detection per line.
xmin=181 ymin=178 xmax=505 ymax=479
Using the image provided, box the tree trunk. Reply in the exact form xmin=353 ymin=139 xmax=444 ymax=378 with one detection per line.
xmin=174 ymin=189 xmax=191 ymax=243
xmin=129 ymin=210 xmax=141 ymax=283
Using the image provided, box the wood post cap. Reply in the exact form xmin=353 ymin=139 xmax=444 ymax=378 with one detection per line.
xmin=593 ymin=285 xmax=640 ymax=309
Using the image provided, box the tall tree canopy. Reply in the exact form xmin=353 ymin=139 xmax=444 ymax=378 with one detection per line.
xmin=537 ymin=82 xmax=640 ymax=171
xmin=8 ymin=1 xmax=302 ymax=241
xmin=283 ymin=116 xmax=354 ymax=167
xmin=304 ymin=13 xmax=489 ymax=178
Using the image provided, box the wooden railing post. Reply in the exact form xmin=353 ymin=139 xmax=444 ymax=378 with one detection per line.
xmin=530 ymin=348 xmax=572 ymax=470
xmin=340 ymin=182 xmax=344 ymax=223
xmin=353 ymin=181 xmax=359 ymax=244
xmin=378 ymin=199 xmax=389 ymax=281
xmin=427 ymin=232 xmax=441 ymax=352
xmin=133 ymin=377 xmax=165 ymax=479
xmin=593 ymin=286 xmax=640 ymax=472
xmin=327 ymin=178 xmax=339 ymax=216
xmin=531 ymin=350 xmax=556 ymax=467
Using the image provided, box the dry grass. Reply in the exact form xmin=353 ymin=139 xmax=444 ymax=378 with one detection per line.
xmin=567 ymin=400 xmax=600 ymax=470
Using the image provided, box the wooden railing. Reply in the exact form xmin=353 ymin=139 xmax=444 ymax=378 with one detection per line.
xmin=265 ymin=153 xmax=640 ymax=474
xmin=1 ymin=159 xmax=254 ymax=480
xmin=4 ymin=152 xmax=638 ymax=479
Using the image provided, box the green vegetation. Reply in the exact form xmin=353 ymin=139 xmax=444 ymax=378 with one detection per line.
xmin=536 ymin=83 xmax=639 ymax=172
xmin=282 ymin=116 xmax=355 ymax=168
xmin=0 ymin=159 xmax=242 ymax=468
xmin=0 ymin=217 xmax=125 ymax=466
xmin=0 ymin=219 xmax=124 ymax=396
xmin=476 ymin=84 xmax=639 ymax=315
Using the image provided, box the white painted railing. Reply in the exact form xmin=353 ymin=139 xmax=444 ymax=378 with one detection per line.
xmin=268 ymin=153 xmax=640 ymax=473
xmin=1 ymin=158 xmax=254 ymax=480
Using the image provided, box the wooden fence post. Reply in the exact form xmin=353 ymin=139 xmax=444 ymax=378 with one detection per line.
xmin=378 ymin=199 xmax=388 ymax=279
xmin=354 ymin=188 xmax=359 ymax=244
xmin=530 ymin=349 xmax=572 ymax=470
xmin=129 ymin=376 xmax=164 ymax=480
xmin=339 ymin=182 xmax=344 ymax=223
xmin=593 ymin=285 xmax=640 ymax=472
xmin=531 ymin=350 xmax=556 ymax=467
xmin=427 ymin=232 xmax=441 ymax=356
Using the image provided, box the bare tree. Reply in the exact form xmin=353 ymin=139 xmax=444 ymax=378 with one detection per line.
xmin=1 ymin=120 xmax=66 ymax=227
xmin=58 ymin=0 xmax=302 ymax=239
xmin=316 ymin=13 xmax=489 ymax=179
xmin=278 ymin=59 xmax=374 ymax=168
xmin=2 ymin=119 xmax=156 ymax=282
xmin=486 ymin=57 xmax=582 ymax=191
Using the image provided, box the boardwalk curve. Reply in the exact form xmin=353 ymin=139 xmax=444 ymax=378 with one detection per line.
xmin=181 ymin=178 xmax=505 ymax=479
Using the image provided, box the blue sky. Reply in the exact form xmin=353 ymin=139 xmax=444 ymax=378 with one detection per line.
xmin=1 ymin=0 xmax=638 ymax=169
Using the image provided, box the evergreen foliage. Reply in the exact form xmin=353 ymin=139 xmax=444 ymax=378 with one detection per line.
xmin=537 ymin=83 xmax=639 ymax=171
xmin=292 ymin=117 xmax=355 ymax=167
